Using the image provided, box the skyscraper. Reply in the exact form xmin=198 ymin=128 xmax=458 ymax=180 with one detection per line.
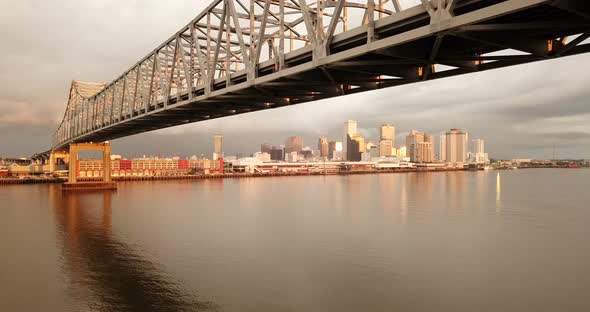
xmin=379 ymin=140 xmax=394 ymax=157
xmin=270 ymin=146 xmax=284 ymax=161
xmin=472 ymin=139 xmax=484 ymax=154
xmin=328 ymin=141 xmax=337 ymax=159
xmin=415 ymin=142 xmax=434 ymax=163
xmin=285 ymin=136 xmax=303 ymax=154
xmin=261 ymin=143 xmax=272 ymax=154
xmin=439 ymin=134 xmax=447 ymax=162
xmin=424 ymin=134 xmax=435 ymax=161
xmin=379 ymin=124 xmax=395 ymax=156
xmin=343 ymin=120 xmax=357 ymax=161
xmin=318 ymin=137 xmax=329 ymax=158
xmin=348 ymin=134 xmax=366 ymax=161
xmin=213 ymin=135 xmax=223 ymax=160
xmin=406 ymin=130 xmax=425 ymax=162
xmin=469 ymin=139 xmax=489 ymax=164
xmin=445 ymin=129 xmax=468 ymax=163
xmin=380 ymin=125 xmax=395 ymax=142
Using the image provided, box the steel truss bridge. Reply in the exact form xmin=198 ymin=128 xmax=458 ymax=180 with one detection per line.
xmin=51 ymin=0 xmax=590 ymax=152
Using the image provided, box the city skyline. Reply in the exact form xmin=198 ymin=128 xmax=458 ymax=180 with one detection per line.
xmin=2 ymin=3 xmax=590 ymax=312
xmin=2 ymin=2 xmax=590 ymax=159
xmin=0 ymin=119 xmax=576 ymax=161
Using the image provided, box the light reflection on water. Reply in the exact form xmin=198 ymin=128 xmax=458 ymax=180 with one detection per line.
xmin=1 ymin=169 xmax=590 ymax=312
xmin=50 ymin=186 xmax=218 ymax=312
xmin=496 ymin=172 xmax=502 ymax=213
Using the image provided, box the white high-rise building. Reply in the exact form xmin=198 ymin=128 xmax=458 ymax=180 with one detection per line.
xmin=468 ymin=139 xmax=489 ymax=164
xmin=439 ymin=134 xmax=447 ymax=162
xmin=343 ymin=120 xmax=357 ymax=161
xmin=445 ymin=129 xmax=468 ymax=163
xmin=472 ymin=139 xmax=485 ymax=154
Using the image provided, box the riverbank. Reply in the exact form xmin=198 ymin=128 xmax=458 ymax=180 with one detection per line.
xmin=1 ymin=167 xmax=467 ymax=185
xmin=2 ymin=166 xmax=586 ymax=186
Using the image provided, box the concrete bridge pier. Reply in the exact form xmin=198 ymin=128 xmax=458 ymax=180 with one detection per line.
xmin=63 ymin=142 xmax=116 ymax=191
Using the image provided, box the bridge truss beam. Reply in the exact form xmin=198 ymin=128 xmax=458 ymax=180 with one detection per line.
xmin=51 ymin=0 xmax=590 ymax=151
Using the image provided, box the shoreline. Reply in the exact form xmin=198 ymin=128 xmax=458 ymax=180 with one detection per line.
xmin=0 ymin=166 xmax=585 ymax=186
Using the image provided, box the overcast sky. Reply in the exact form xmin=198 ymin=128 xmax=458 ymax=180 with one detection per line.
xmin=1 ymin=0 xmax=589 ymax=159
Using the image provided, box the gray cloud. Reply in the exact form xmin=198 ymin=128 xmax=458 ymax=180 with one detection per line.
xmin=534 ymin=132 xmax=590 ymax=140
xmin=1 ymin=1 xmax=589 ymax=160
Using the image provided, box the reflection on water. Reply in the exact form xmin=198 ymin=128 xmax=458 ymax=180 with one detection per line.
xmin=49 ymin=186 xmax=218 ymax=312
xmin=496 ymin=172 xmax=501 ymax=212
xmin=3 ymin=170 xmax=590 ymax=312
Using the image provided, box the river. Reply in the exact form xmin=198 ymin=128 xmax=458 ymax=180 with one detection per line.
xmin=1 ymin=169 xmax=589 ymax=311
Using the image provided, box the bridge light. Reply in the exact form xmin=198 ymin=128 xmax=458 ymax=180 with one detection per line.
xmin=547 ymin=39 xmax=554 ymax=53
xmin=418 ymin=66 xmax=424 ymax=77
xmin=475 ymin=54 xmax=482 ymax=66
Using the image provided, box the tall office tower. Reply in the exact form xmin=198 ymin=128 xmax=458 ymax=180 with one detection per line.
xmin=285 ymin=136 xmax=303 ymax=154
xmin=379 ymin=124 xmax=395 ymax=156
xmin=406 ymin=130 xmax=425 ymax=162
xmin=261 ymin=143 xmax=272 ymax=154
xmin=379 ymin=140 xmax=394 ymax=157
xmin=343 ymin=120 xmax=357 ymax=160
xmin=424 ymin=134 xmax=435 ymax=161
xmin=213 ymin=135 xmax=223 ymax=160
xmin=318 ymin=137 xmax=329 ymax=157
xmin=270 ymin=146 xmax=284 ymax=161
xmin=348 ymin=134 xmax=366 ymax=161
xmin=446 ymin=129 xmax=469 ymax=163
xmin=328 ymin=141 xmax=337 ymax=159
xmin=415 ymin=142 xmax=434 ymax=163
xmin=472 ymin=139 xmax=485 ymax=154
xmin=380 ymin=124 xmax=395 ymax=142
xmin=439 ymin=134 xmax=447 ymax=162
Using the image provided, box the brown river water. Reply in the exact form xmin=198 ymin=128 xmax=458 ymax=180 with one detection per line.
xmin=1 ymin=169 xmax=589 ymax=311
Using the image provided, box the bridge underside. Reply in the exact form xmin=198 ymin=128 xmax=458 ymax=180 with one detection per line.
xmin=52 ymin=0 xmax=590 ymax=152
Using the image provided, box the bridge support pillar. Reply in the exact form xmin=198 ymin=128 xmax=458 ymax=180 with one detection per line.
xmin=63 ymin=142 xmax=116 ymax=191
xmin=103 ymin=143 xmax=111 ymax=183
xmin=68 ymin=145 xmax=78 ymax=183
